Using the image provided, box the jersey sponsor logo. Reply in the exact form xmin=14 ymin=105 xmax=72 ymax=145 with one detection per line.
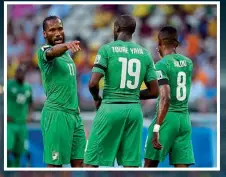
xmin=52 ymin=151 xmax=59 ymax=161
xmin=156 ymin=70 xmax=163 ymax=80
xmin=94 ymin=55 xmax=101 ymax=64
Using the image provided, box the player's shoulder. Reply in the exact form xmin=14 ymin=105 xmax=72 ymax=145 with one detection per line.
xmin=162 ymin=54 xmax=192 ymax=64
xmin=98 ymin=42 xmax=112 ymax=52
xmin=176 ymin=53 xmax=191 ymax=60
xmin=130 ymin=42 xmax=149 ymax=53
xmin=137 ymin=43 xmax=147 ymax=51
xmin=38 ymin=44 xmax=52 ymax=53
xmin=105 ymin=41 xmax=116 ymax=46
xmin=155 ymin=57 xmax=171 ymax=72
xmin=177 ymin=54 xmax=193 ymax=65
xmin=107 ymin=40 xmax=144 ymax=48
xmin=156 ymin=57 xmax=168 ymax=66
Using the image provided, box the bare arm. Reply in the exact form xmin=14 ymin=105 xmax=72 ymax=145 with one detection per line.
xmin=45 ymin=44 xmax=68 ymax=61
xmin=45 ymin=41 xmax=81 ymax=61
xmin=89 ymin=72 xmax=104 ymax=110
xmin=89 ymin=72 xmax=104 ymax=101
xmin=156 ymin=84 xmax=170 ymax=125
xmin=140 ymin=80 xmax=159 ymax=100
xmin=152 ymin=84 xmax=170 ymax=150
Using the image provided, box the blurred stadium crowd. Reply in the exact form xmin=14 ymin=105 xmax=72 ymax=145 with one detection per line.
xmin=7 ymin=4 xmax=217 ymax=120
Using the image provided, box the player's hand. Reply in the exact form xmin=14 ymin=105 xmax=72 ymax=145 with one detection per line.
xmin=94 ymin=96 xmax=102 ymax=110
xmin=152 ymin=132 xmax=162 ymax=150
xmin=66 ymin=41 xmax=81 ymax=53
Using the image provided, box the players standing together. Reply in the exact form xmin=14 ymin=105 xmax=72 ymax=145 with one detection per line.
xmin=7 ymin=14 xmax=195 ymax=168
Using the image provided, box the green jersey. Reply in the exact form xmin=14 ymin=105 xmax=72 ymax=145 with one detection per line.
xmin=7 ymin=79 xmax=32 ymax=124
xmin=155 ymin=54 xmax=193 ymax=113
xmin=92 ymin=40 xmax=157 ymax=103
xmin=37 ymin=45 xmax=79 ymax=114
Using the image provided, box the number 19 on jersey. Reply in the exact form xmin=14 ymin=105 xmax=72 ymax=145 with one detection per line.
xmin=118 ymin=57 xmax=141 ymax=89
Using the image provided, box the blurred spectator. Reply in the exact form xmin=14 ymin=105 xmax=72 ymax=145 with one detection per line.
xmin=92 ymin=5 xmax=115 ymax=29
xmin=184 ymin=24 xmax=201 ymax=58
xmin=7 ymin=4 xmax=217 ymax=119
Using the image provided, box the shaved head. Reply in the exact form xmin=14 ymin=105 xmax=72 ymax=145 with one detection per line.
xmin=114 ymin=15 xmax=136 ymax=41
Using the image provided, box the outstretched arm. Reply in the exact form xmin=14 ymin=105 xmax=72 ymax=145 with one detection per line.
xmin=44 ymin=41 xmax=81 ymax=61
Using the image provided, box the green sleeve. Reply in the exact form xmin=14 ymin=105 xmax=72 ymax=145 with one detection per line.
xmin=92 ymin=45 xmax=108 ymax=75
xmin=155 ymin=59 xmax=169 ymax=83
xmin=37 ymin=45 xmax=53 ymax=73
xmin=39 ymin=45 xmax=52 ymax=62
xmin=144 ymin=52 xmax=157 ymax=82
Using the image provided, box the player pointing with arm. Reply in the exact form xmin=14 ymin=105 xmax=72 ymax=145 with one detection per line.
xmin=40 ymin=17 xmax=81 ymax=61
xmin=144 ymin=26 xmax=195 ymax=168
xmin=37 ymin=16 xmax=86 ymax=168
xmin=84 ymin=15 xmax=159 ymax=168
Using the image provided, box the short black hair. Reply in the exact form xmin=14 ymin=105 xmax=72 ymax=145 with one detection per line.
xmin=114 ymin=15 xmax=136 ymax=34
xmin=43 ymin=15 xmax=61 ymax=31
xmin=159 ymin=26 xmax=179 ymax=47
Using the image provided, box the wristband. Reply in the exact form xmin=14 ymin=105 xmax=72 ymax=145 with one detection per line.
xmin=153 ymin=124 xmax=160 ymax=132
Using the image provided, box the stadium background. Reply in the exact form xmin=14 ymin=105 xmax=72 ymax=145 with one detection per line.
xmin=6 ymin=4 xmax=217 ymax=168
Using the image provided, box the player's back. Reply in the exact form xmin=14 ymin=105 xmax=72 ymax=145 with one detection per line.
xmin=157 ymin=54 xmax=193 ymax=112
xmin=98 ymin=40 xmax=155 ymax=103
xmin=87 ymin=40 xmax=157 ymax=167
